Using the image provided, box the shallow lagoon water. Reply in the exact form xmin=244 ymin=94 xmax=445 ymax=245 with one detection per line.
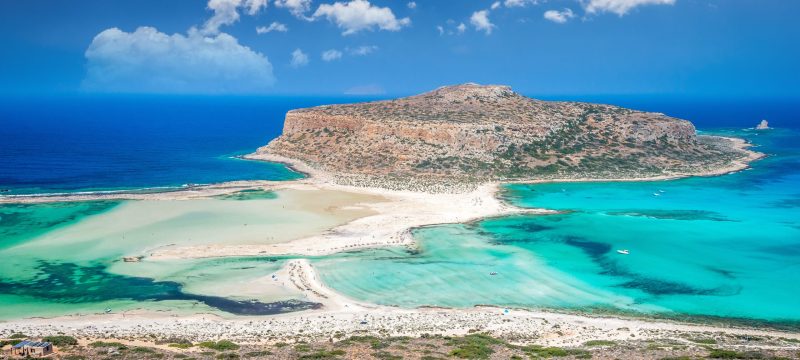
xmin=1 ymin=128 xmax=798 ymax=324
xmin=316 ymin=128 xmax=800 ymax=323
xmin=0 ymin=189 xmax=380 ymax=319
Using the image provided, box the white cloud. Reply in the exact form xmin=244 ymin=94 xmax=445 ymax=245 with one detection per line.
xmin=313 ymin=0 xmax=411 ymax=35
xmin=436 ymin=25 xmax=444 ymax=35
xmin=257 ymin=21 xmax=289 ymax=33
xmin=349 ymin=45 xmax=378 ymax=56
xmin=321 ymin=49 xmax=343 ymax=61
xmin=490 ymin=1 xmax=501 ymax=10
xmin=203 ymin=0 xmax=268 ymax=34
xmin=407 ymin=1 xmax=416 ymax=9
xmin=584 ymin=0 xmax=676 ymax=16
xmin=543 ymin=8 xmax=575 ymax=23
xmin=470 ymin=10 xmax=495 ymax=35
xmin=244 ymin=0 xmax=268 ymax=14
xmin=83 ymin=27 xmax=275 ymax=94
xmin=504 ymin=0 xmax=537 ymax=7
xmin=456 ymin=22 xmax=466 ymax=34
xmin=290 ymin=48 xmax=309 ymax=68
xmin=274 ymin=0 xmax=313 ymax=17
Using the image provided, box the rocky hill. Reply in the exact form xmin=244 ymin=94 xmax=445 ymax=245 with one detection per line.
xmin=256 ymin=84 xmax=756 ymax=184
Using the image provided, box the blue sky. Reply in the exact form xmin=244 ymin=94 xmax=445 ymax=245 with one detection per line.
xmin=1 ymin=0 xmax=798 ymax=97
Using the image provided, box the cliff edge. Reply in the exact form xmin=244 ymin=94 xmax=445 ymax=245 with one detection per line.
xmin=257 ymin=84 xmax=758 ymax=187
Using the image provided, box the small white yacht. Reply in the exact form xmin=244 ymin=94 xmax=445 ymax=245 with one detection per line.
xmin=617 ymin=249 xmax=630 ymax=255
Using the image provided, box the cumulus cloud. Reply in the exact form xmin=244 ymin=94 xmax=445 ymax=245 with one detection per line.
xmin=436 ymin=25 xmax=444 ymax=35
xmin=470 ymin=10 xmax=495 ymax=35
xmin=274 ymin=0 xmax=313 ymax=17
xmin=407 ymin=1 xmax=416 ymax=9
xmin=584 ymin=0 xmax=676 ymax=16
xmin=504 ymin=0 xmax=537 ymax=7
xmin=321 ymin=49 xmax=343 ymax=61
xmin=83 ymin=27 xmax=275 ymax=94
xmin=257 ymin=21 xmax=289 ymax=33
xmin=349 ymin=45 xmax=378 ymax=56
xmin=313 ymin=0 xmax=411 ymax=35
xmin=491 ymin=1 xmax=501 ymax=10
xmin=456 ymin=22 xmax=466 ymax=34
xmin=203 ymin=0 xmax=268 ymax=34
xmin=244 ymin=0 xmax=268 ymax=14
xmin=543 ymin=8 xmax=575 ymax=23
xmin=290 ymin=48 xmax=309 ymax=67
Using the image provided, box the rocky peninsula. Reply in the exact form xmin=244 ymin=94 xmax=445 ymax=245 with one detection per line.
xmin=256 ymin=83 xmax=759 ymax=190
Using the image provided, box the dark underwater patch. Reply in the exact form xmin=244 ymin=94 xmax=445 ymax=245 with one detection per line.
xmin=768 ymin=197 xmax=800 ymax=209
xmin=559 ymin=235 xmax=733 ymax=297
xmin=607 ymin=209 xmax=733 ymax=222
xmin=0 ymin=261 xmax=319 ymax=315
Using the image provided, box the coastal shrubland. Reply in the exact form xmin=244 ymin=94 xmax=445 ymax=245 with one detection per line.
xmin=3 ymin=332 xmax=797 ymax=360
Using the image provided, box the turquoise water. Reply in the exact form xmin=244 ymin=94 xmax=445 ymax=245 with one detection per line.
xmin=0 ymin=194 xmax=319 ymax=319
xmin=1 ymin=128 xmax=798 ymax=324
xmin=316 ymin=128 xmax=800 ymax=324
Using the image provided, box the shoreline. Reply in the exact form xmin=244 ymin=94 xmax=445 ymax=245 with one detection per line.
xmin=1 ymin=134 xmax=790 ymax=345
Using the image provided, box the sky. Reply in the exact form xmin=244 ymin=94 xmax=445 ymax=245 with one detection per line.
xmin=1 ymin=0 xmax=798 ymax=97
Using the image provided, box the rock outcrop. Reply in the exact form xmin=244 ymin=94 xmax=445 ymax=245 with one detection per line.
xmin=756 ymin=120 xmax=770 ymax=130
xmin=258 ymin=84 xmax=753 ymax=182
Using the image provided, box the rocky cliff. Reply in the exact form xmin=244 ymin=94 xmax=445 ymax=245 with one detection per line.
xmin=257 ymin=84 xmax=753 ymax=183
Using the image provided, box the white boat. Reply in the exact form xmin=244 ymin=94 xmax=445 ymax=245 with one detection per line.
xmin=653 ymin=193 xmax=661 ymax=196
xmin=617 ymin=249 xmax=630 ymax=255
xmin=489 ymin=272 xmax=498 ymax=276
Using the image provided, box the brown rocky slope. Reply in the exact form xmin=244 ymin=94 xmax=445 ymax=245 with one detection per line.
xmin=257 ymin=84 xmax=756 ymax=184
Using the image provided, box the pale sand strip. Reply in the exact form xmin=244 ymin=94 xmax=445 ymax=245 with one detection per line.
xmin=148 ymin=181 xmax=549 ymax=259
xmin=2 ymin=259 xmax=798 ymax=346
xmin=0 ymin=135 xmax=787 ymax=343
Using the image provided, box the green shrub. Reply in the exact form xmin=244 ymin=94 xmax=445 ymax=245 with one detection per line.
xmin=9 ymin=333 xmax=28 ymax=339
xmin=294 ymin=343 xmax=312 ymax=352
xmin=584 ymin=340 xmax=616 ymax=347
xmin=89 ymin=341 xmax=127 ymax=350
xmin=447 ymin=334 xmax=505 ymax=359
xmin=43 ymin=335 xmax=78 ymax=346
xmin=522 ymin=345 xmax=592 ymax=359
xmin=198 ymin=340 xmax=240 ymax=352
xmin=243 ymin=350 xmax=273 ymax=357
xmin=372 ymin=351 xmax=402 ymax=360
xmin=131 ymin=346 xmax=156 ymax=353
xmin=298 ymin=349 xmax=346 ymax=359
xmin=706 ymin=348 xmax=765 ymax=359
xmin=168 ymin=343 xmax=194 ymax=349
xmin=690 ymin=338 xmax=717 ymax=345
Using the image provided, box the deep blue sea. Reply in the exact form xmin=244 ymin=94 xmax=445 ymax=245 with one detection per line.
xmin=1 ymin=94 xmax=799 ymax=323
xmin=1 ymin=95 xmax=796 ymax=195
xmin=0 ymin=95 xmax=379 ymax=194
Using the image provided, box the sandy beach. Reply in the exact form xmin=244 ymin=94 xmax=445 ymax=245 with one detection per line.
xmin=2 ymin=259 xmax=799 ymax=347
xmin=1 ymin=135 xmax=790 ymax=348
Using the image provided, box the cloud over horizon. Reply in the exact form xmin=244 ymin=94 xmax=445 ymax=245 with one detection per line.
xmin=584 ymin=0 xmax=676 ymax=16
xmin=313 ymin=0 xmax=411 ymax=35
xmin=543 ymin=8 xmax=575 ymax=23
xmin=470 ymin=10 xmax=495 ymax=35
xmin=83 ymin=27 xmax=275 ymax=94
xmin=291 ymin=48 xmax=310 ymax=67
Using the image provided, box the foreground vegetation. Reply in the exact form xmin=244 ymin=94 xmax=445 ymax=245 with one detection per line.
xmin=2 ymin=332 xmax=799 ymax=360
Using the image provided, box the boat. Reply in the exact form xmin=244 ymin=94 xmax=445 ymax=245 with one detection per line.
xmin=617 ymin=249 xmax=630 ymax=255
xmin=489 ymin=272 xmax=498 ymax=276
xmin=104 ymin=308 xmax=112 ymax=314
xmin=653 ymin=193 xmax=661 ymax=196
